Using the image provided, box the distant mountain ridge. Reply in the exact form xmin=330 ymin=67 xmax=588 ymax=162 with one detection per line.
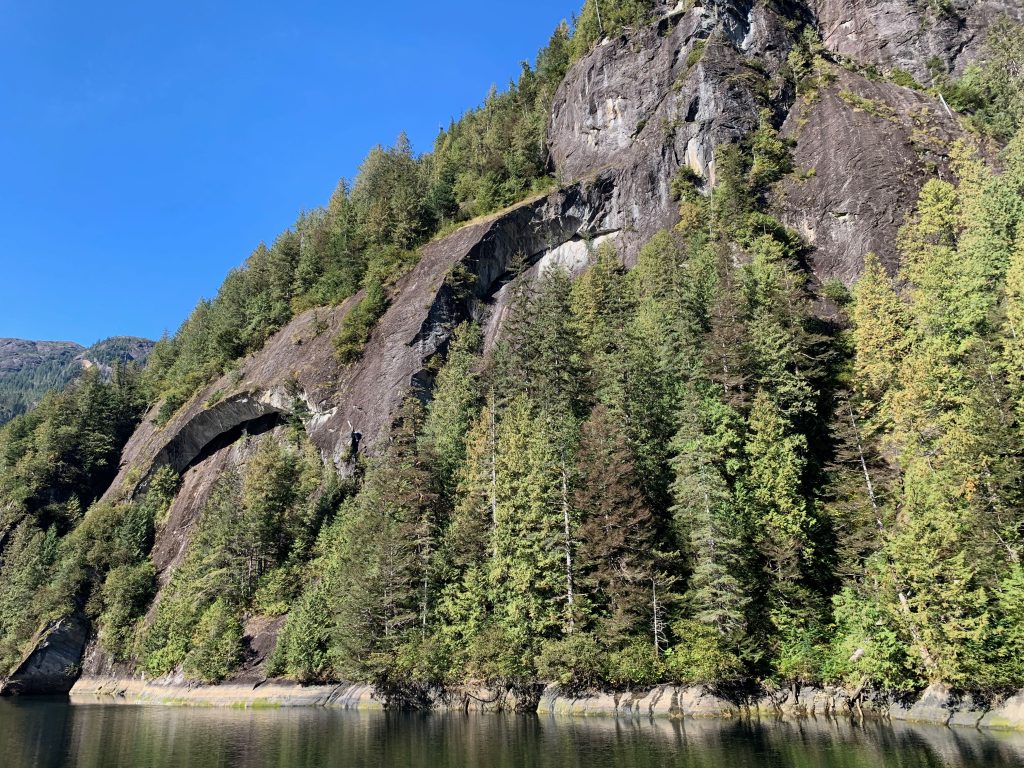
xmin=0 ymin=336 xmax=154 ymax=425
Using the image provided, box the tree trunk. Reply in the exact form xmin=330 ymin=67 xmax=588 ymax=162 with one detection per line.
xmin=561 ymin=456 xmax=576 ymax=634
xmin=847 ymin=402 xmax=938 ymax=675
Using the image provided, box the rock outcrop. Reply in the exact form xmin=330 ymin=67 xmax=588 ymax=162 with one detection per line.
xmin=61 ymin=676 xmax=1024 ymax=733
xmin=0 ymin=614 xmax=89 ymax=695
xmin=70 ymin=677 xmax=381 ymax=709
xmin=812 ymin=0 xmax=1024 ymax=81
xmin=546 ymin=0 xmax=966 ymax=282
xmin=778 ymin=68 xmax=962 ymax=281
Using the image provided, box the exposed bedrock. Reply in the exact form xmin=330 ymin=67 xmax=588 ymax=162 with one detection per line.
xmin=546 ymin=0 xmax=967 ymax=281
xmin=151 ymin=395 xmax=287 ymax=476
xmin=3 ymin=175 xmax=627 ymax=693
xmin=548 ymin=1 xmax=776 ymax=263
xmin=811 ymin=0 xmax=1024 ymax=81
xmin=778 ymin=69 xmax=963 ymax=282
xmin=86 ymin=173 xmax=618 ymax=518
xmin=65 ymin=675 xmax=1024 ymax=732
xmin=0 ymin=613 xmax=89 ymax=696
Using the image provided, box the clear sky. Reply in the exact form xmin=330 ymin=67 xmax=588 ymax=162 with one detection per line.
xmin=0 ymin=1 xmax=578 ymax=345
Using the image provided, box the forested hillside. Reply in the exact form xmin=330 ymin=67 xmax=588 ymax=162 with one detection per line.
xmin=0 ymin=337 xmax=153 ymax=425
xmin=2 ymin=0 xmax=1024 ymax=712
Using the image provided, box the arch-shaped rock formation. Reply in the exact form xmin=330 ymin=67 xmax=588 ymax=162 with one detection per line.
xmin=151 ymin=394 xmax=289 ymax=476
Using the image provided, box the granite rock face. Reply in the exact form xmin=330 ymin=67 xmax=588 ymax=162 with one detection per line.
xmin=888 ymin=683 xmax=977 ymax=727
xmin=545 ymin=0 xmax=968 ymax=283
xmin=548 ymin=0 xmax=786 ymax=263
xmin=778 ymin=68 xmax=962 ymax=281
xmin=811 ymin=0 xmax=1024 ymax=81
xmin=0 ymin=614 xmax=90 ymax=696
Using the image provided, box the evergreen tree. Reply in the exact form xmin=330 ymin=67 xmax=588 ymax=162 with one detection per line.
xmin=575 ymin=405 xmax=660 ymax=648
xmin=486 ymin=397 xmax=569 ymax=673
xmin=670 ymin=393 xmax=748 ymax=642
xmin=495 ymin=266 xmax=588 ymax=424
xmin=329 ymin=398 xmax=439 ymax=679
xmin=740 ymin=391 xmax=817 ymax=650
xmin=851 ymin=253 xmax=908 ymax=405
xmin=421 ymin=323 xmax=483 ymax=503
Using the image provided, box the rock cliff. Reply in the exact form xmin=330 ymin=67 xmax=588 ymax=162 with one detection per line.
xmin=812 ymin=0 xmax=1024 ymax=80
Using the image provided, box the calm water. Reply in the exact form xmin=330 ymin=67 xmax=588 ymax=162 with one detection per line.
xmin=2 ymin=699 xmax=1023 ymax=768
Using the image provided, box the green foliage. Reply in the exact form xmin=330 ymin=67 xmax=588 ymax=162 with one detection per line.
xmin=824 ymin=584 xmax=925 ymax=693
xmin=269 ymin=580 xmax=334 ymax=683
xmin=685 ymin=40 xmax=707 ymax=71
xmin=605 ymin=637 xmax=664 ymax=688
xmin=184 ymin=599 xmax=243 ymax=684
xmin=671 ymin=393 xmax=748 ymax=643
xmin=749 ymin=109 xmax=794 ymax=191
xmin=99 ymin=562 xmax=157 ymax=661
xmin=333 ymin=279 xmax=389 ymax=364
xmin=493 ymin=267 xmax=589 ymax=423
xmin=663 ymin=620 xmax=743 ymax=685
xmin=940 ymin=18 xmax=1024 ymax=141
xmin=569 ymin=0 xmax=658 ymax=62
xmin=0 ymin=366 xmax=150 ymax=672
xmin=0 ymin=368 xmax=145 ymax=531
xmin=535 ymin=633 xmax=606 ymax=693
xmin=576 ymin=404 xmax=667 ymax=652
xmin=836 ymin=133 xmax=1024 ymax=694
xmin=420 ymin=323 xmax=483 ymax=502
xmin=889 ymin=68 xmax=922 ymax=90
xmin=14 ymin=7 xmax=1024 ymax=703
xmin=0 ymin=523 xmax=58 ymax=672
xmin=143 ymin=17 xmax=570 ymax=422
xmin=429 ymin=23 xmax=569 ymax=222
xmin=838 ymin=90 xmax=897 ymax=121
xmin=139 ymin=436 xmax=326 ymax=680
xmin=278 ymin=399 xmax=440 ymax=685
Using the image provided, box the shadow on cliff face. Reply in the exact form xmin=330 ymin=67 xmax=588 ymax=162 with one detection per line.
xmin=151 ymin=396 xmax=290 ymax=478
xmin=177 ymin=412 xmax=283 ymax=475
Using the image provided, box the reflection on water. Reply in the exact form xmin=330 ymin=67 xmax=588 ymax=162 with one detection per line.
xmin=1 ymin=698 xmax=1023 ymax=768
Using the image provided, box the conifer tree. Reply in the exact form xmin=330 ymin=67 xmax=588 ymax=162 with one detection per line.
xmin=492 ymin=266 xmax=587 ymax=424
xmin=330 ymin=398 xmax=440 ymax=677
xmin=740 ymin=391 xmax=815 ymax=636
xmin=851 ymin=253 xmax=908 ymax=405
xmin=487 ymin=397 xmax=569 ymax=669
xmin=670 ymin=393 xmax=748 ymax=641
xmin=421 ymin=323 xmax=483 ymax=503
xmin=571 ymin=244 xmax=635 ymax=410
xmin=851 ymin=157 xmax=1024 ymax=688
xmin=575 ymin=405 xmax=660 ymax=647
xmin=439 ymin=400 xmax=497 ymax=575
xmin=1004 ymin=226 xmax=1024 ymax=412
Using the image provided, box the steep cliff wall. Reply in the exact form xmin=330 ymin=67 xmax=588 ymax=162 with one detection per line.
xmin=546 ymin=0 xmax=967 ymax=282
xmin=812 ymin=0 xmax=1024 ymax=80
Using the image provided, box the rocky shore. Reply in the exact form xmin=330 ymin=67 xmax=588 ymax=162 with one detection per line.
xmin=67 ymin=676 xmax=1024 ymax=732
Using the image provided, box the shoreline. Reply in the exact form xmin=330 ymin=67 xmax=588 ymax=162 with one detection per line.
xmin=66 ymin=677 xmax=1024 ymax=732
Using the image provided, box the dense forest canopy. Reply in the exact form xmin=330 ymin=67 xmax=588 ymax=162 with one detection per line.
xmin=2 ymin=0 xmax=1024 ymax=704
xmin=0 ymin=337 xmax=152 ymax=426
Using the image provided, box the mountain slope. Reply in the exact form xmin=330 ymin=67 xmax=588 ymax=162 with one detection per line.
xmin=2 ymin=0 xmax=1024 ymax=722
xmin=0 ymin=337 xmax=154 ymax=425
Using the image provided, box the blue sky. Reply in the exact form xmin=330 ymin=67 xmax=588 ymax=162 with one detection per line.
xmin=0 ymin=1 xmax=578 ymax=345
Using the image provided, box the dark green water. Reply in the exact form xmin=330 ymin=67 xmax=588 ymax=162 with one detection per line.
xmin=2 ymin=700 xmax=1023 ymax=768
